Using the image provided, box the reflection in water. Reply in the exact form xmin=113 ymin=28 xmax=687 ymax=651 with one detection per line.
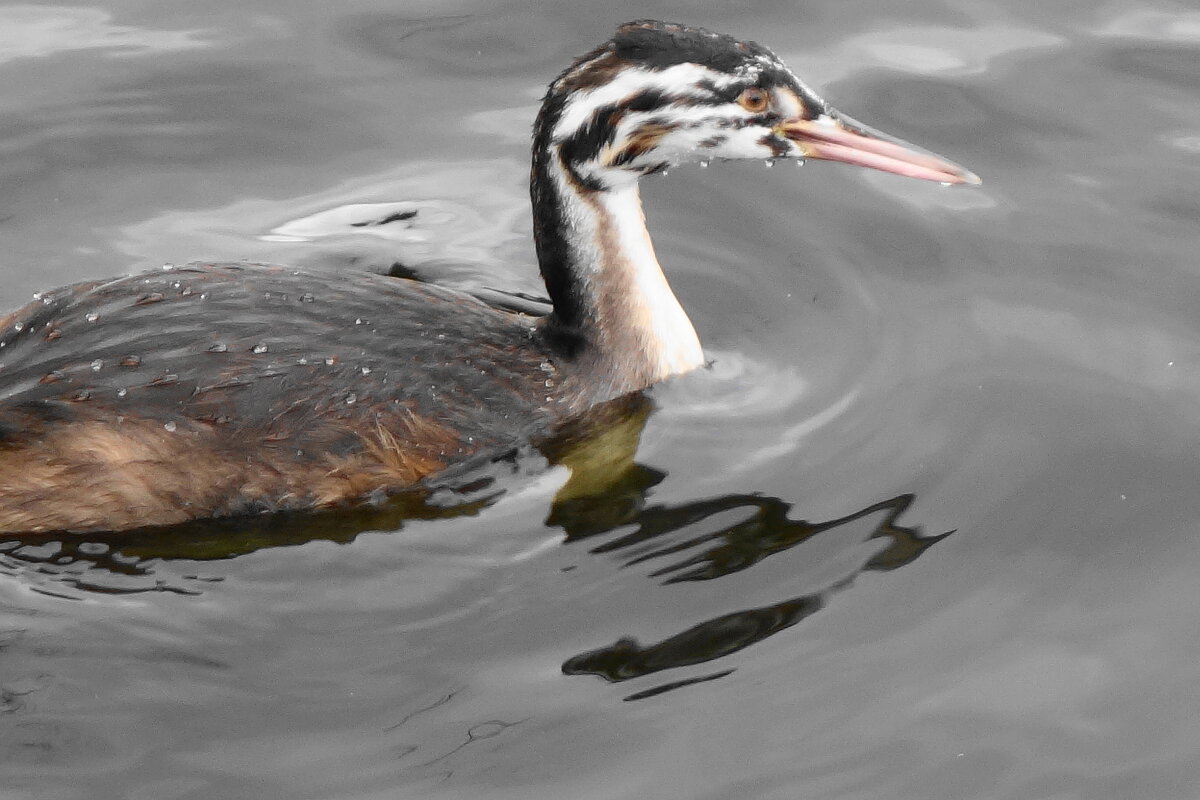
xmin=562 ymin=493 xmax=949 ymax=699
xmin=0 ymin=490 xmax=490 ymax=596
xmin=548 ymin=394 xmax=951 ymax=699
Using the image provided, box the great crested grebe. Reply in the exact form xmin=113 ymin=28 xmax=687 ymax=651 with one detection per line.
xmin=0 ymin=20 xmax=976 ymax=533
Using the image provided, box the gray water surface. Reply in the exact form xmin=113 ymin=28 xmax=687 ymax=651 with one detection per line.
xmin=3 ymin=2 xmax=1200 ymax=799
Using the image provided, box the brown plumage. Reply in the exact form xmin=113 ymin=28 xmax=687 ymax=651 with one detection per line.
xmin=0 ymin=264 xmax=594 ymax=531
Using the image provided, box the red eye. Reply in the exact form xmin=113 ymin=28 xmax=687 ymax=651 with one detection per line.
xmin=737 ymin=87 xmax=769 ymax=113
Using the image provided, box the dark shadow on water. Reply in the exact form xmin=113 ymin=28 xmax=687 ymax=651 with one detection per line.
xmin=545 ymin=397 xmax=954 ymax=699
xmin=540 ymin=398 xmax=953 ymax=699
xmin=559 ymin=489 xmax=950 ymax=700
xmin=0 ymin=486 xmax=503 ymax=598
xmin=0 ymin=492 xmax=484 ymax=584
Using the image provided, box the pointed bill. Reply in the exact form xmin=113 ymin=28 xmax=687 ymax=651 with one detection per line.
xmin=779 ymin=113 xmax=980 ymax=185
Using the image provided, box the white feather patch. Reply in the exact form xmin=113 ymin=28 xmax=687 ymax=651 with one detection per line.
xmin=596 ymin=187 xmax=704 ymax=378
xmin=553 ymin=63 xmax=737 ymax=141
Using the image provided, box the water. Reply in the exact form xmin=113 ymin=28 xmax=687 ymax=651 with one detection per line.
xmin=3 ymin=2 xmax=1200 ymax=798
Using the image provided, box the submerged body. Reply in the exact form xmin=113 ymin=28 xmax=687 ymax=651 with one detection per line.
xmin=0 ymin=21 xmax=976 ymax=532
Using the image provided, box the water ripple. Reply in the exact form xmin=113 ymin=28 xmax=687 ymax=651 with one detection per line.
xmin=0 ymin=5 xmax=210 ymax=64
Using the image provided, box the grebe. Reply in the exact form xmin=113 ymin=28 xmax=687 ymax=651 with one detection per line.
xmin=0 ymin=20 xmax=977 ymax=533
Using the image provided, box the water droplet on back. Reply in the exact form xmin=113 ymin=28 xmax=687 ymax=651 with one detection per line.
xmin=90 ymin=359 xmax=102 ymax=371
xmin=299 ymin=293 xmax=315 ymax=303
xmin=85 ymin=313 xmax=99 ymax=322
xmin=163 ymin=421 xmax=177 ymax=432
xmin=251 ymin=343 xmax=268 ymax=354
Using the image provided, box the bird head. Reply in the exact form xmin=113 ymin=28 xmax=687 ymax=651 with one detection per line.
xmin=534 ymin=20 xmax=979 ymax=192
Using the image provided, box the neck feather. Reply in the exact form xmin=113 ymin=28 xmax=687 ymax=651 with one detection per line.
xmin=531 ymin=151 xmax=704 ymax=394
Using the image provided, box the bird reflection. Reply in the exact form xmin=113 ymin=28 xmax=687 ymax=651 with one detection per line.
xmin=560 ymin=492 xmax=949 ymax=699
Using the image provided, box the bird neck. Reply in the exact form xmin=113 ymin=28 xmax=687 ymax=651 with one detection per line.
xmin=531 ymin=151 xmax=704 ymax=395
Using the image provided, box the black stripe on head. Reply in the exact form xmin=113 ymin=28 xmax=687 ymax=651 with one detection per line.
xmin=609 ymin=121 xmax=678 ymax=168
xmin=759 ymin=133 xmax=791 ymax=158
xmin=623 ymin=87 xmax=669 ymax=113
xmin=558 ymin=102 xmax=622 ymax=188
xmin=556 ymin=89 xmax=676 ymax=175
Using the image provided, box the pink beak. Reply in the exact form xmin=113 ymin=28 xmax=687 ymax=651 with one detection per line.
xmin=780 ymin=114 xmax=981 ymax=185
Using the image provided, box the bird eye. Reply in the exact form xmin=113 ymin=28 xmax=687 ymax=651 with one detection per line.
xmin=737 ymin=87 xmax=770 ymax=113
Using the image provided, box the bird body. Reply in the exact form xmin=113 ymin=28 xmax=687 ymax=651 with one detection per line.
xmin=0 ymin=21 xmax=977 ymax=532
xmin=0 ymin=264 xmax=594 ymax=531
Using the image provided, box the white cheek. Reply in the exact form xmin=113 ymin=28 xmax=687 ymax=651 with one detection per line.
xmin=708 ymin=127 xmax=776 ymax=159
xmin=635 ymin=124 xmax=774 ymax=162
